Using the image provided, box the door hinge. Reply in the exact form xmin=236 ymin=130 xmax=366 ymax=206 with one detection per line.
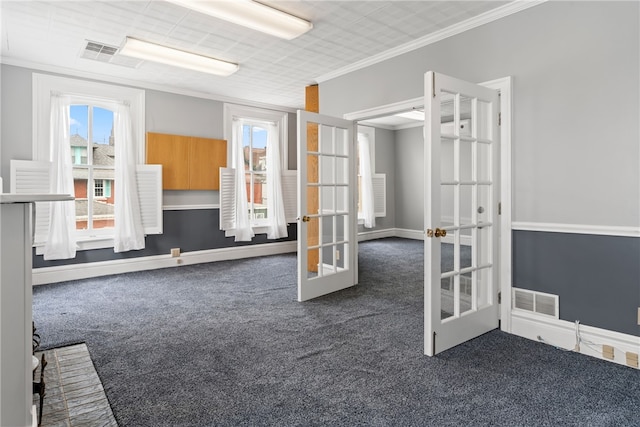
xmin=498 ymin=202 xmax=502 ymax=215
xmin=498 ymin=112 xmax=502 ymax=126
xmin=498 ymin=291 xmax=502 ymax=304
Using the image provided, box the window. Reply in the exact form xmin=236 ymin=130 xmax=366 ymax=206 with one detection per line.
xmin=357 ymin=126 xmax=386 ymax=227
xmin=70 ymin=104 xmax=115 ymax=234
xmin=220 ymin=104 xmax=296 ymax=240
xmin=31 ymin=74 xmax=160 ymax=253
xmin=242 ymin=122 xmax=269 ymax=225
xmin=94 ymin=180 xmax=104 ymax=198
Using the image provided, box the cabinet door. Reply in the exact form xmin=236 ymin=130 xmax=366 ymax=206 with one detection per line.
xmin=146 ymin=133 xmax=189 ymax=190
xmin=189 ymin=137 xmax=227 ymax=190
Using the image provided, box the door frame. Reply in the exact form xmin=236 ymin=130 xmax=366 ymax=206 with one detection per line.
xmin=344 ymin=76 xmax=513 ymax=334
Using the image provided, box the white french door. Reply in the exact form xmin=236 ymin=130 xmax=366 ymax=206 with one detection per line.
xmin=297 ymin=111 xmax=357 ymax=302
xmin=424 ymin=71 xmax=500 ymax=356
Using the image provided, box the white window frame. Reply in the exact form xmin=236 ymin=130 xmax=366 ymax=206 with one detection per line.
xmin=33 ymin=73 xmax=145 ymax=251
xmin=223 ymin=103 xmax=289 ymax=236
xmin=357 ymin=125 xmax=375 ymax=224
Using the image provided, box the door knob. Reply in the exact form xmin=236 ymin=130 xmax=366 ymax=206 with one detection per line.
xmin=301 ymin=215 xmax=311 ymax=223
xmin=427 ymin=228 xmax=447 ymax=238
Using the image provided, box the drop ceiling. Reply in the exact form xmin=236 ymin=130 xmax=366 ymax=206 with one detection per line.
xmin=1 ymin=1 xmax=513 ymax=109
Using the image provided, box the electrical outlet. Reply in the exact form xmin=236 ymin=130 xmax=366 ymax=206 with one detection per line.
xmin=171 ymin=248 xmax=180 ymax=258
xmin=626 ymin=352 xmax=639 ymax=368
xmin=602 ymin=345 xmax=614 ymax=360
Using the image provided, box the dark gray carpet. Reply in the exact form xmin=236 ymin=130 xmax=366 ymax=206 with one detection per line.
xmin=33 ymin=238 xmax=639 ymax=426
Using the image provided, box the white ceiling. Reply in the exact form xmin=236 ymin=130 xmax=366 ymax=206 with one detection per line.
xmin=1 ymin=1 xmax=512 ymax=110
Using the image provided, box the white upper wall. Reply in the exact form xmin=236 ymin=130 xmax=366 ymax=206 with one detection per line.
xmin=319 ymin=1 xmax=640 ymax=228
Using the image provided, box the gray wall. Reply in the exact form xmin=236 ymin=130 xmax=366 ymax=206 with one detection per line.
xmin=513 ymin=231 xmax=640 ymax=336
xmin=358 ymin=126 xmax=396 ymax=233
xmin=0 ymin=64 xmax=298 ymax=267
xmin=321 ymin=1 xmax=639 ymax=228
xmin=394 ymin=126 xmax=423 ymax=231
xmin=320 ymin=1 xmax=640 ymax=337
xmin=0 ymin=64 xmax=33 ymax=185
xmin=33 ymin=210 xmax=296 ymax=268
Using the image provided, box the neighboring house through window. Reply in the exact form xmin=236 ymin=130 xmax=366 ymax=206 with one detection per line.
xmin=70 ymin=104 xmax=116 ymax=232
xmin=220 ymin=104 xmax=296 ymax=241
xmin=20 ymin=73 xmax=162 ymax=254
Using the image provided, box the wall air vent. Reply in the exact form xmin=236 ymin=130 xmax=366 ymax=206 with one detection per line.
xmin=512 ymin=288 xmax=559 ymax=319
xmin=81 ymin=40 xmax=142 ymax=69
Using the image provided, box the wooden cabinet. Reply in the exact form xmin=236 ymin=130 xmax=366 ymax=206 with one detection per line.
xmin=146 ymin=132 xmax=227 ymax=190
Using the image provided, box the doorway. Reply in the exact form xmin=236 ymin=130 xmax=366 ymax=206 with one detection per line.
xmin=343 ymin=75 xmax=513 ymax=352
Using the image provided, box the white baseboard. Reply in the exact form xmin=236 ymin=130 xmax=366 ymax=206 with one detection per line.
xmin=33 ymin=241 xmax=296 ymax=285
xmin=511 ymin=311 xmax=640 ymax=369
xmin=394 ymin=228 xmax=424 ymax=240
xmin=358 ymin=228 xmax=396 ymax=242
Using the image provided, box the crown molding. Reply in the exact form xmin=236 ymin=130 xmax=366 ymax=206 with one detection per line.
xmin=315 ymin=0 xmax=548 ymax=84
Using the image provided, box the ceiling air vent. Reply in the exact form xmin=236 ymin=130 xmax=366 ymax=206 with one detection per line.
xmin=81 ymin=40 xmax=142 ymax=69
xmin=512 ymin=288 xmax=559 ymax=319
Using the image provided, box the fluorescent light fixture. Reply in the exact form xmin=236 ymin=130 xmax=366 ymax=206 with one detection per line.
xmin=394 ymin=110 xmax=425 ymax=121
xmin=166 ymin=0 xmax=312 ymax=40
xmin=119 ymin=37 xmax=239 ymax=76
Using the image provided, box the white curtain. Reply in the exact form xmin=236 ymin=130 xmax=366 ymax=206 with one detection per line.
xmin=113 ymin=103 xmax=145 ymax=252
xmin=358 ymin=133 xmax=375 ymax=229
xmin=44 ymin=94 xmax=77 ymax=260
xmin=266 ymin=123 xmax=288 ymax=239
xmin=232 ymin=118 xmax=255 ymax=241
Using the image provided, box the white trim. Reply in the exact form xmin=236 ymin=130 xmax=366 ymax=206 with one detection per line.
xmin=223 ymin=103 xmax=289 ymax=170
xmin=163 ymin=204 xmax=220 ymax=211
xmin=345 ymin=97 xmax=423 ymax=122
xmin=345 ymin=76 xmax=513 ymax=333
xmin=511 ymin=312 xmax=640 ymax=369
xmin=482 ymin=77 xmax=513 ymax=334
xmin=512 ymin=222 xmax=640 ymax=238
xmin=394 ymin=228 xmax=425 ymax=241
xmin=7 ymin=57 xmax=296 ymax=113
xmin=33 ymin=241 xmax=296 ymax=285
xmin=32 ymin=73 xmax=145 ymax=163
xmin=357 ymin=228 xmax=396 ymax=242
xmin=315 ymin=1 xmax=547 ymax=84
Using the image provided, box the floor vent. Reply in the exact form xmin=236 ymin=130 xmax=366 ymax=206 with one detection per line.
xmin=81 ymin=40 xmax=142 ymax=68
xmin=512 ymin=288 xmax=559 ymax=318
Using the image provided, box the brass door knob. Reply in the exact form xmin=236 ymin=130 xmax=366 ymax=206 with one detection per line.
xmin=427 ymin=228 xmax=447 ymax=238
xmin=302 ymin=215 xmax=311 ymax=222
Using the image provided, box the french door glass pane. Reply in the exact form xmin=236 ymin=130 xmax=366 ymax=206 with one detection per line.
xmin=322 ymin=215 xmax=334 ymax=245
xmin=319 ymin=124 xmax=334 ymax=154
xmin=460 ymin=95 xmax=472 ymax=125
xmin=335 ymin=156 xmax=348 ymax=185
xmin=440 ymin=185 xmax=454 ymax=228
xmin=440 ymin=138 xmax=454 ymax=182
xmin=335 ymin=128 xmax=348 ymax=156
xmin=460 ymin=184 xmax=473 ymax=228
xmin=307 ymin=248 xmax=319 ymax=279
xmin=460 ymin=140 xmax=473 ymax=182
